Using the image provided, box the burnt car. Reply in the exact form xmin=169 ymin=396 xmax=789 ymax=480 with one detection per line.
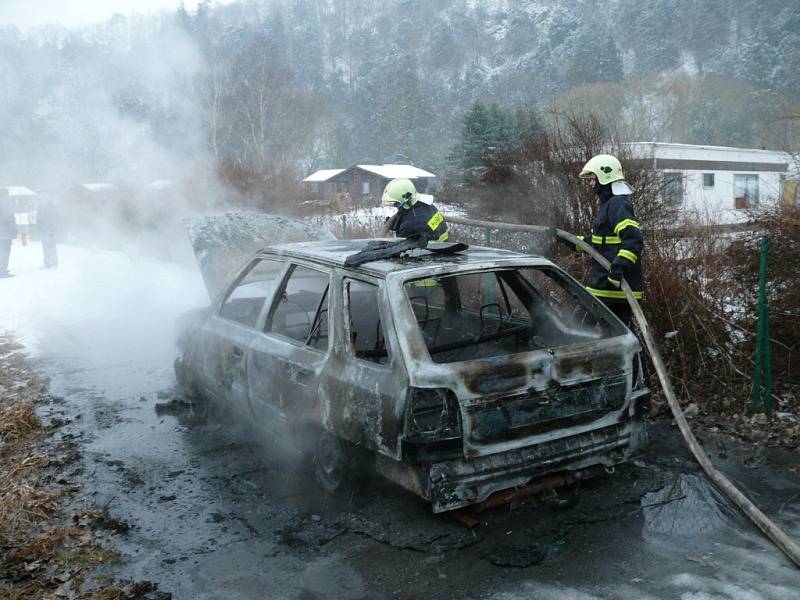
xmin=176 ymin=236 xmax=649 ymax=512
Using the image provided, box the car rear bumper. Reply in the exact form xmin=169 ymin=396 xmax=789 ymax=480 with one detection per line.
xmin=378 ymin=421 xmax=644 ymax=513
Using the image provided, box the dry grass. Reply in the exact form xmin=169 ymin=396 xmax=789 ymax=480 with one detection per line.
xmin=0 ymin=401 xmax=42 ymax=447
xmin=0 ymin=336 xmax=153 ymax=599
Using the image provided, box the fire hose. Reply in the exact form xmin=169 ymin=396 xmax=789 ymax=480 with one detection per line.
xmin=446 ymin=215 xmax=800 ymax=568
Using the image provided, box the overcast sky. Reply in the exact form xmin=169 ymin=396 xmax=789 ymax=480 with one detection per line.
xmin=0 ymin=1 xmax=232 ymax=30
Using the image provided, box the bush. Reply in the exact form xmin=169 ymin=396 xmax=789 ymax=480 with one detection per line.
xmin=641 ymin=205 xmax=799 ymax=414
xmin=439 ymin=109 xmax=799 ymax=415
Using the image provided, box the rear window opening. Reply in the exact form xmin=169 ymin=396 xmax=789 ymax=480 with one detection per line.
xmin=404 ymin=267 xmax=622 ymax=363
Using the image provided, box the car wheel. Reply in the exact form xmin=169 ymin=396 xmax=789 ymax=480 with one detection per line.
xmin=175 ymin=354 xmax=205 ymax=399
xmin=174 ymin=356 xmax=193 ymax=392
xmin=314 ymin=431 xmax=363 ymax=494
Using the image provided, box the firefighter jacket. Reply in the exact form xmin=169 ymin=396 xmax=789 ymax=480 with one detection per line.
xmin=578 ymin=193 xmax=644 ymax=303
xmin=390 ymin=201 xmax=449 ymax=242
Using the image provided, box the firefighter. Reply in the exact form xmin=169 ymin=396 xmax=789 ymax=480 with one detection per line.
xmin=0 ymin=189 xmax=16 ymax=278
xmin=381 ymin=178 xmax=448 ymax=243
xmin=571 ymin=154 xmax=644 ymax=328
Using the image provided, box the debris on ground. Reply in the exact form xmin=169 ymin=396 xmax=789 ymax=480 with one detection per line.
xmin=649 ymin=385 xmax=800 ymax=451
xmin=0 ymin=335 xmax=169 ymax=599
xmin=485 ymin=542 xmax=547 ymax=568
xmin=153 ymin=395 xmax=193 ymax=416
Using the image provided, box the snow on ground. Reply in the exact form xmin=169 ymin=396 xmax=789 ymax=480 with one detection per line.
xmin=0 ymin=240 xmax=207 ymax=368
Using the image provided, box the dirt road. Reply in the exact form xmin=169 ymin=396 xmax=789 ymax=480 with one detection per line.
xmin=3 ymin=243 xmax=800 ymax=599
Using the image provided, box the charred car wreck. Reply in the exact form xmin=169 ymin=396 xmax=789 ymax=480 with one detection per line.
xmin=176 ymin=232 xmax=649 ymax=513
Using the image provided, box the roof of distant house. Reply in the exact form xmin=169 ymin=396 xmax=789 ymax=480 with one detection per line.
xmin=3 ymin=186 xmax=37 ymax=197
xmin=304 ymin=164 xmax=437 ymax=183
xmin=77 ymin=182 xmax=118 ymax=192
xmin=303 ymin=169 xmax=345 ymax=183
xmin=626 ymin=142 xmax=791 ymax=164
xmin=354 ymin=164 xmax=436 ymax=179
xmin=145 ymin=179 xmax=175 ymax=190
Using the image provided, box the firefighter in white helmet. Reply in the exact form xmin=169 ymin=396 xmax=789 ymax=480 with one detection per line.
xmin=381 ymin=178 xmax=448 ymax=243
xmin=567 ymin=154 xmax=644 ymax=328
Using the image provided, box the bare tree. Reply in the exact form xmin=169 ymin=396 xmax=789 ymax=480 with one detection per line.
xmin=193 ymin=45 xmax=233 ymax=160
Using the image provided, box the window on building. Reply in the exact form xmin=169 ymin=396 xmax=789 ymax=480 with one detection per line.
xmin=734 ymin=174 xmax=759 ymax=209
xmin=702 ymin=173 xmax=715 ymax=188
xmin=219 ymin=259 xmax=284 ymax=328
xmin=362 ymin=181 xmax=370 ymax=195
xmin=663 ymin=172 xmax=683 ymax=205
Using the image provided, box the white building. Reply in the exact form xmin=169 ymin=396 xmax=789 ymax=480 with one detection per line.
xmin=3 ymin=185 xmax=37 ymax=226
xmin=625 ymin=143 xmax=792 ymax=224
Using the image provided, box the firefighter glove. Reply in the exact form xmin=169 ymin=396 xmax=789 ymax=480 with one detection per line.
xmin=607 ymin=263 xmax=624 ymax=288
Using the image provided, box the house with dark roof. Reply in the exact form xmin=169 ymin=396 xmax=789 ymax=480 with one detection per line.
xmin=302 ymin=164 xmax=436 ymax=205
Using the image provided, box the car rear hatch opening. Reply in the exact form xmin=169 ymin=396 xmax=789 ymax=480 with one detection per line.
xmin=400 ymin=266 xmax=638 ymax=458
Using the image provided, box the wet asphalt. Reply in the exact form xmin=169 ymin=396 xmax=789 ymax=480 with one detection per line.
xmin=35 ymin=353 xmax=800 ymax=600
xmin=8 ymin=244 xmax=799 ymax=599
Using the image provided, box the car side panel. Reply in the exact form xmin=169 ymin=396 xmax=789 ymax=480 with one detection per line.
xmin=200 ymin=315 xmax=255 ymax=414
xmin=315 ymin=272 xmax=409 ymax=459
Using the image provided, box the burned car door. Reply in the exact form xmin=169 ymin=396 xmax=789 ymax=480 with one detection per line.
xmin=247 ymin=263 xmax=331 ymax=437
xmin=318 ymin=277 xmax=406 ymax=456
xmin=201 ymin=257 xmax=286 ymax=411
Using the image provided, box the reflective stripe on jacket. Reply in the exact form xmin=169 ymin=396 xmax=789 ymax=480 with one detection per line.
xmin=583 ymin=194 xmax=644 ymax=302
xmin=391 ymin=202 xmax=449 ymax=242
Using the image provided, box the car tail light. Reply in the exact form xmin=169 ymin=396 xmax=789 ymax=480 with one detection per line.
xmin=406 ymin=387 xmax=461 ymax=439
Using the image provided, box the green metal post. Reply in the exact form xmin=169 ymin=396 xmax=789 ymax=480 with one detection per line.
xmin=341 ymin=214 xmax=347 ymax=238
xmin=751 ymin=237 xmax=772 ymax=416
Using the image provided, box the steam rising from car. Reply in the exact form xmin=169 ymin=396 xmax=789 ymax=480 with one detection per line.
xmin=0 ymin=21 xmax=235 ymax=373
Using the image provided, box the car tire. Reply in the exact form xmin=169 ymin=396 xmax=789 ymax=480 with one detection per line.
xmin=174 ymin=356 xmax=193 ymax=392
xmin=175 ymin=354 xmax=205 ymax=400
xmin=313 ymin=431 xmax=366 ymax=495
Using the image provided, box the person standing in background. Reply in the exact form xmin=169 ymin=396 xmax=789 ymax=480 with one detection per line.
xmin=0 ymin=188 xmax=16 ymax=278
xmin=36 ymin=195 xmax=59 ymax=269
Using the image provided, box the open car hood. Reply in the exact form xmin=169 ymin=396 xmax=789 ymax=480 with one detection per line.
xmin=184 ymin=212 xmax=335 ymax=299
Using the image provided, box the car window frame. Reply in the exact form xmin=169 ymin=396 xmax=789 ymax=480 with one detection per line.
xmin=394 ymin=264 xmax=628 ymax=364
xmin=216 ymin=256 xmax=288 ymax=330
xmin=342 ymin=276 xmax=393 ymax=369
xmin=263 ymin=261 xmax=333 ymax=353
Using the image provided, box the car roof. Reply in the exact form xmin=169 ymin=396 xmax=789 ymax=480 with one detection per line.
xmin=259 ymin=239 xmax=550 ymax=277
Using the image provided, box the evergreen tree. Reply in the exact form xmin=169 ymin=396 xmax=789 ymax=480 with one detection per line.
xmin=449 ymin=101 xmax=542 ymax=176
xmin=486 ymin=103 xmax=516 ymax=153
xmin=455 ymin=100 xmax=491 ymax=171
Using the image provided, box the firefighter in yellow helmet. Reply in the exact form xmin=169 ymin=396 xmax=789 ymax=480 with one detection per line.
xmin=381 ymin=178 xmax=448 ymax=243
xmin=569 ymin=154 xmax=644 ymax=328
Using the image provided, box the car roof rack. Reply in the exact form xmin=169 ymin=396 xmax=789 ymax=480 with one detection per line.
xmin=344 ymin=239 xmax=469 ymax=268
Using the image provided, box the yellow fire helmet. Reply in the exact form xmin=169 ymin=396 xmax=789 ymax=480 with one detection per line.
xmin=381 ymin=178 xmax=419 ymax=207
xmin=579 ymin=154 xmax=625 ymax=186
